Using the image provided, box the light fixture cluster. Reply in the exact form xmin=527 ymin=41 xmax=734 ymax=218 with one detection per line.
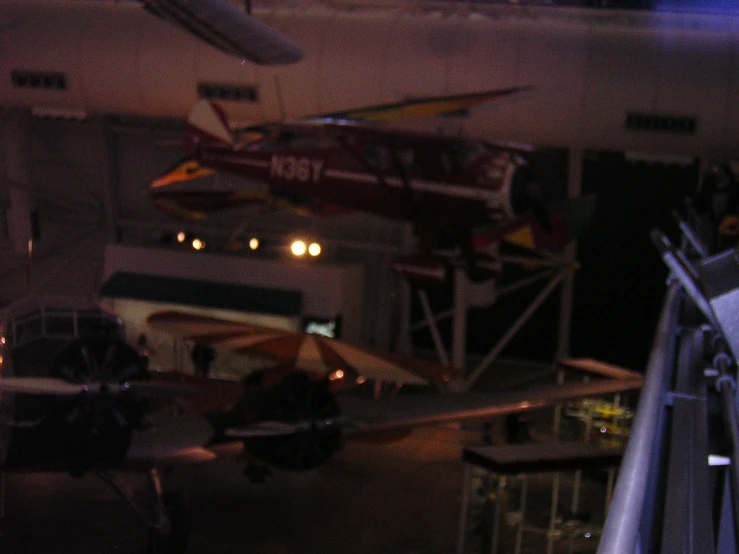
xmin=175 ymin=231 xmax=207 ymax=251
xmin=163 ymin=229 xmax=322 ymax=260
xmin=290 ymin=239 xmax=322 ymax=258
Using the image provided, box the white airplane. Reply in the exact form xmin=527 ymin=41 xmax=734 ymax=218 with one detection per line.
xmin=0 ymin=302 xmax=641 ymax=552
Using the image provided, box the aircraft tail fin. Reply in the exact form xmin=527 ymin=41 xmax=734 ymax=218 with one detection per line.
xmin=186 ymin=101 xmax=235 ymax=151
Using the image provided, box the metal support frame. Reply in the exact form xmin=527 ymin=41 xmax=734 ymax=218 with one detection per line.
xmin=417 ymin=289 xmax=450 ymax=367
xmin=452 ymin=267 xmax=467 ymax=370
xmin=464 ymin=270 xmax=567 ymax=391
xmin=513 ymin=475 xmax=527 ymax=554
xmin=660 ymin=327 xmax=714 ymax=553
xmin=715 ymin=351 xmax=739 ymax=546
xmin=456 ymin=463 xmax=473 ymax=554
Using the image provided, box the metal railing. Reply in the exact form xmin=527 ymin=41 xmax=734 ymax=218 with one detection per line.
xmin=597 ymin=282 xmax=682 ymax=553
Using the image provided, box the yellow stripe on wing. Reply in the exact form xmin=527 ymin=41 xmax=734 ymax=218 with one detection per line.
xmin=326 ymin=86 xmax=535 ymax=123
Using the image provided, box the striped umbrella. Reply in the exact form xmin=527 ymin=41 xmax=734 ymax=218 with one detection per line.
xmin=147 ymin=311 xmax=457 ymax=386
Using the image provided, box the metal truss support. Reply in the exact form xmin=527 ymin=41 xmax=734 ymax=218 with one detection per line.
xmin=452 ymin=267 xmax=467 ymax=371
xmin=417 ymin=289 xmax=450 ymax=367
xmin=463 ymin=270 xmax=567 ymax=391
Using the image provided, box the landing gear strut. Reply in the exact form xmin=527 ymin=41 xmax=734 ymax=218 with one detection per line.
xmin=98 ymin=468 xmax=190 ymax=554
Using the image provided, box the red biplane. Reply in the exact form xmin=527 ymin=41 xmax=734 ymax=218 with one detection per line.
xmin=151 ymin=88 xmax=592 ymax=283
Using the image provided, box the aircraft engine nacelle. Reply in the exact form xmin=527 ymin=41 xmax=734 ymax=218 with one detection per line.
xmin=43 ymin=338 xmax=150 ymax=475
xmin=242 ymin=373 xmax=343 ymax=471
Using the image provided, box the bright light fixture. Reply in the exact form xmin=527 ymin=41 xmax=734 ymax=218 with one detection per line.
xmin=192 ymin=238 xmax=205 ymax=250
xmin=249 ymin=237 xmax=259 ymax=250
xmin=308 ymin=242 xmax=322 ymax=257
xmin=177 ymin=231 xmax=186 ymax=243
xmin=291 ymin=240 xmax=307 ymax=256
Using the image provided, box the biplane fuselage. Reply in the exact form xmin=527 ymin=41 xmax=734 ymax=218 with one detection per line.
xmin=188 ymin=122 xmax=523 ymax=228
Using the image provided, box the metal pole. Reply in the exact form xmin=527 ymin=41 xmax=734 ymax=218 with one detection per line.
xmin=465 ymin=271 xmax=565 ymax=391
xmin=417 ymin=290 xmax=450 ymax=366
xmin=547 ymin=472 xmax=561 ymax=554
xmin=452 ymin=268 xmax=467 ymax=371
xmin=605 ymin=468 xmax=616 ymax=515
xmin=715 ymin=351 xmax=739 ymax=545
xmin=457 ymin=464 xmax=472 ymax=554
xmin=491 ymin=477 xmax=505 ymax=554
xmin=571 ymin=401 xmax=594 ymax=514
xmin=496 ymin=269 xmax=556 ymax=298
xmin=597 ymin=283 xmax=681 ymax=554
xmin=514 ymin=475 xmax=527 ymax=554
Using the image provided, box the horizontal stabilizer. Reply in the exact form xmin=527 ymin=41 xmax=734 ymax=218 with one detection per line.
xmin=142 ymin=0 xmax=303 ymax=65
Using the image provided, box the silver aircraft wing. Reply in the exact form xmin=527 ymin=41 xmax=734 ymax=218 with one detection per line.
xmin=142 ymin=0 xmax=303 ymax=65
xmin=335 ymin=378 xmax=643 ymax=434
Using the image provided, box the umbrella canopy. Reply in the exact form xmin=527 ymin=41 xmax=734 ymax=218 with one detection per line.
xmin=147 ymin=311 xmax=458 ymax=386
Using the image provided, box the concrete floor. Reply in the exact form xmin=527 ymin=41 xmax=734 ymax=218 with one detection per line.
xmin=0 ymin=426 xmax=474 ymax=554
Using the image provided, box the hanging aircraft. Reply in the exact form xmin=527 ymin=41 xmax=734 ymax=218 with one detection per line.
xmin=131 ymin=0 xmax=303 ymax=65
xmin=0 ymin=301 xmax=640 ymax=552
xmin=150 ymin=88 xmax=592 ymax=284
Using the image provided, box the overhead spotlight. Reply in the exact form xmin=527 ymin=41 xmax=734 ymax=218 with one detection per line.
xmin=177 ymin=231 xmax=187 ymax=243
xmin=249 ymin=237 xmax=260 ymax=251
xmin=308 ymin=242 xmax=322 ymax=257
xmin=356 ymin=376 xmax=366 ymax=385
xmin=192 ymin=238 xmax=206 ymax=250
xmin=329 ymin=369 xmax=345 ymax=381
xmin=291 ymin=240 xmax=307 ymax=257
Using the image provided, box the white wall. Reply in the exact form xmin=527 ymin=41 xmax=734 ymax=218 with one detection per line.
xmin=2 ymin=3 xmax=739 ymax=156
xmin=103 ymin=244 xmax=365 ymax=342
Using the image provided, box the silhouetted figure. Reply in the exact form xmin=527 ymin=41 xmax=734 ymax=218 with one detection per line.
xmin=190 ymin=344 xmax=216 ymax=377
xmin=136 ymin=333 xmax=151 ymax=370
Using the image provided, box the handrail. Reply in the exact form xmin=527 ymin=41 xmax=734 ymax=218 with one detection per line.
xmin=597 ymin=281 xmax=682 ymax=554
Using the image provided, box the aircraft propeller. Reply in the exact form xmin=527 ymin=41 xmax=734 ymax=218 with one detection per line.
xmin=233 ymin=373 xmax=344 ymax=471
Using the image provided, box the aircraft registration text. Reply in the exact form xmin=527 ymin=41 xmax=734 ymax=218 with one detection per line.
xmin=270 ymin=155 xmax=324 ymax=183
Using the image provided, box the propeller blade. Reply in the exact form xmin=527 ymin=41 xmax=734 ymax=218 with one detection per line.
xmin=0 ymin=377 xmax=202 ymax=398
xmin=225 ymin=419 xmax=343 ymax=438
xmin=122 ymin=381 xmax=206 ymax=399
xmin=0 ymin=377 xmax=86 ymax=396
